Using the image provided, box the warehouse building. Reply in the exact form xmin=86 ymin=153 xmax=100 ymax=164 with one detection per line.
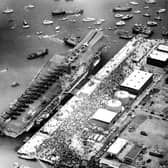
xmin=120 ymin=70 xmax=153 ymax=95
xmin=90 ymin=108 xmax=118 ymax=129
xmin=147 ymin=48 xmax=168 ymax=67
xmin=124 ymin=144 xmax=142 ymax=164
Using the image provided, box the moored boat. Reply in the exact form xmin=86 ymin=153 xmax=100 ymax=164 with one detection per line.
xmin=51 ymin=9 xmax=66 ymax=16
xmin=63 ymin=36 xmax=80 ymax=47
xmin=114 ymin=13 xmax=124 ymax=18
xmin=157 ymin=8 xmax=166 ymax=14
xmin=22 ymin=19 xmax=30 ymax=29
xmin=116 ymin=20 xmax=126 ymax=26
xmin=113 ymin=6 xmax=132 ymax=12
xmin=42 ymin=19 xmax=54 ymax=25
xmin=162 ymin=30 xmax=168 ymax=37
xmin=121 ymin=14 xmax=133 ymax=20
xmin=147 ymin=21 xmax=157 ymax=26
xmin=82 ymin=17 xmax=96 ymax=22
xmin=3 ymin=7 xmax=14 ymax=14
xmin=65 ymin=9 xmax=84 ymax=15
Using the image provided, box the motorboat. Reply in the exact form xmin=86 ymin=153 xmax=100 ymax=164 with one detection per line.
xmin=65 ymin=9 xmax=84 ymax=15
xmin=116 ymin=20 xmax=126 ymax=26
xmin=157 ymin=8 xmax=166 ymax=14
xmin=42 ymin=19 xmax=54 ymax=25
xmin=133 ymin=10 xmax=141 ymax=14
xmin=129 ymin=1 xmax=139 ymax=5
xmin=82 ymin=17 xmax=96 ymax=22
xmin=154 ymin=16 xmax=162 ymax=21
xmin=55 ymin=26 xmax=60 ymax=31
xmin=143 ymin=13 xmax=151 ymax=17
xmin=113 ymin=6 xmax=132 ymax=12
xmin=3 ymin=7 xmax=14 ymax=14
xmin=162 ymin=30 xmax=168 ymax=36
xmin=147 ymin=21 xmax=157 ymax=26
xmin=63 ymin=36 xmax=80 ymax=47
xmin=121 ymin=14 xmax=133 ymax=20
xmin=51 ymin=9 xmax=66 ymax=16
xmin=114 ymin=14 xmax=124 ymax=18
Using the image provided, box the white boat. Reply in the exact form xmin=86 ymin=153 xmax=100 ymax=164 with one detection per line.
xmin=3 ymin=7 xmax=14 ymax=14
xmin=82 ymin=17 xmax=96 ymax=22
xmin=147 ymin=21 xmax=157 ymax=26
xmin=55 ymin=26 xmax=60 ymax=31
xmin=133 ymin=10 xmax=141 ymax=14
xmin=129 ymin=1 xmax=139 ymax=5
xmin=116 ymin=20 xmax=126 ymax=26
xmin=42 ymin=19 xmax=54 ymax=25
xmin=26 ymin=4 xmax=35 ymax=9
xmin=157 ymin=8 xmax=166 ymax=14
xmin=114 ymin=14 xmax=124 ymax=18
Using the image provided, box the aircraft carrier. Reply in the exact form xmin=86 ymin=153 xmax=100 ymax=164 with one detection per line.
xmin=0 ymin=29 xmax=104 ymax=138
xmin=17 ymin=36 xmax=168 ymax=168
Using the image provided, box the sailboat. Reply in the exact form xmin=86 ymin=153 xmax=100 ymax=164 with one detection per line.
xmin=22 ymin=19 xmax=30 ymax=29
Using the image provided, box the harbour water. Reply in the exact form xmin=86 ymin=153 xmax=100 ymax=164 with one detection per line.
xmin=0 ymin=0 xmax=168 ymax=167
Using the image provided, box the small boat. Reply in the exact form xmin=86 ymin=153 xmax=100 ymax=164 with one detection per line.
xmin=22 ymin=20 xmax=30 ymax=29
xmin=144 ymin=6 xmax=149 ymax=9
xmin=133 ymin=10 xmax=141 ymax=14
xmin=55 ymin=26 xmax=60 ymax=31
xmin=82 ymin=17 xmax=96 ymax=22
xmin=154 ymin=16 xmax=162 ymax=21
xmin=116 ymin=20 xmax=126 ymax=26
xmin=65 ymin=9 xmax=84 ymax=15
xmin=162 ymin=30 xmax=168 ymax=36
xmin=157 ymin=8 xmax=166 ymax=14
xmin=26 ymin=4 xmax=35 ymax=9
xmin=113 ymin=6 xmax=132 ymax=12
xmin=119 ymin=33 xmax=133 ymax=40
xmin=51 ymin=9 xmax=66 ymax=16
xmin=94 ymin=19 xmax=105 ymax=25
xmin=3 ymin=7 xmax=14 ymax=14
xmin=11 ymin=82 xmax=20 ymax=87
xmin=147 ymin=21 xmax=157 ymax=26
xmin=59 ymin=17 xmax=68 ymax=21
xmin=145 ymin=0 xmax=156 ymax=4
xmin=114 ymin=13 xmax=124 ymax=18
xmin=121 ymin=14 xmax=133 ymax=20
xmin=27 ymin=48 xmax=49 ymax=60
xmin=143 ymin=13 xmax=151 ymax=17
xmin=42 ymin=19 xmax=54 ymax=25
xmin=129 ymin=1 xmax=139 ymax=5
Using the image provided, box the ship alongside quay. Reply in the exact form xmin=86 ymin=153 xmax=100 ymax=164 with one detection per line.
xmin=0 ymin=29 xmax=104 ymax=138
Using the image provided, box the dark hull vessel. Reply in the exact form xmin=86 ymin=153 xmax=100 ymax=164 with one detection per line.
xmin=27 ymin=48 xmax=49 ymax=60
xmin=0 ymin=30 xmax=104 ymax=138
xmin=113 ymin=6 xmax=132 ymax=12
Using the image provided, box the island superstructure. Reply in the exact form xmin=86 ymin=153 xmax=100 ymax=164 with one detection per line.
xmin=0 ymin=29 xmax=104 ymax=138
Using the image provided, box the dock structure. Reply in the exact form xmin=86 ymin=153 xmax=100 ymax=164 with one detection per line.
xmin=17 ymin=36 xmax=166 ymax=167
xmin=0 ymin=29 xmax=104 ymax=138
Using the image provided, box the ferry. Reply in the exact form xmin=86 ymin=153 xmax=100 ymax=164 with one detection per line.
xmin=27 ymin=48 xmax=49 ymax=60
xmin=2 ymin=7 xmax=14 ymax=14
xmin=113 ymin=6 xmax=132 ymax=12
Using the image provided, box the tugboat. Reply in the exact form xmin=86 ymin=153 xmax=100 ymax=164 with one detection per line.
xmin=121 ymin=14 xmax=133 ymax=20
xmin=42 ymin=19 xmax=54 ymax=25
xmin=63 ymin=36 xmax=80 ymax=47
xmin=2 ymin=7 xmax=14 ymax=14
xmin=27 ymin=48 xmax=49 ymax=60
xmin=147 ymin=21 xmax=157 ymax=26
xmin=113 ymin=6 xmax=132 ymax=12
xmin=22 ymin=19 xmax=30 ymax=29
xmin=51 ymin=9 xmax=66 ymax=16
